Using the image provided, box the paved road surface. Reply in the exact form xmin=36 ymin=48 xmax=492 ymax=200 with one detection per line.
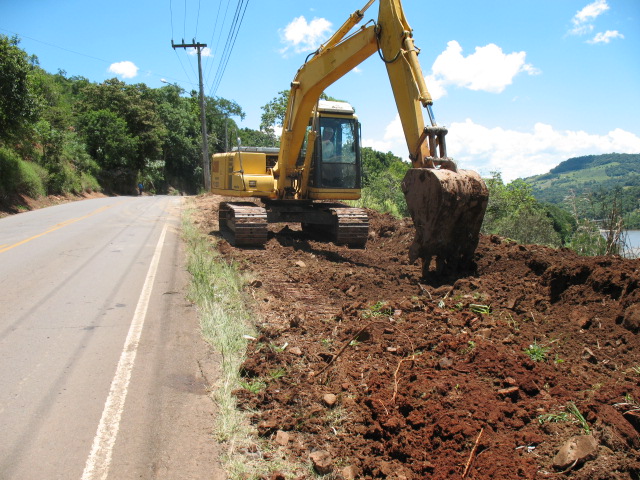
xmin=0 ymin=196 xmax=224 ymax=479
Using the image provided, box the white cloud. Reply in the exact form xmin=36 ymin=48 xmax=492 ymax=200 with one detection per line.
xmin=279 ymin=16 xmax=332 ymax=56
xmin=428 ymin=41 xmax=539 ymax=99
xmin=188 ymin=46 xmax=212 ymax=57
xmin=571 ymin=0 xmax=609 ymax=35
xmin=588 ymin=30 xmax=624 ymax=44
xmin=108 ymin=61 xmax=139 ymax=79
xmin=569 ymin=0 xmax=622 ymax=43
xmin=362 ymin=114 xmax=403 ymax=153
xmin=364 ymin=116 xmax=640 ymax=183
xmin=448 ymin=120 xmax=640 ymax=181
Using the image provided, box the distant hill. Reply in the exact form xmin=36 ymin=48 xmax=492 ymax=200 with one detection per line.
xmin=524 ymin=153 xmax=640 ymax=204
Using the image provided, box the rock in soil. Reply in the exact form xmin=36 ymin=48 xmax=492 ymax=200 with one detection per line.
xmin=309 ymin=450 xmax=333 ymax=475
xmin=553 ymin=435 xmax=598 ymax=470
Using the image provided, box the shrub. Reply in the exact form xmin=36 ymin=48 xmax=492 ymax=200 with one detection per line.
xmin=0 ymin=146 xmax=46 ymax=199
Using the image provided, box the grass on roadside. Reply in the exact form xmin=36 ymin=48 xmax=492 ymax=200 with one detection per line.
xmin=182 ymin=204 xmax=344 ymax=478
xmin=182 ymin=207 xmax=260 ymax=478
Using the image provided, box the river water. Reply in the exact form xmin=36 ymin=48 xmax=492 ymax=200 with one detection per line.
xmin=626 ymin=230 xmax=640 ymax=258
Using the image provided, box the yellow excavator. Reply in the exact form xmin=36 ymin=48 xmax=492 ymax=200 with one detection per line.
xmin=211 ymin=0 xmax=488 ymax=275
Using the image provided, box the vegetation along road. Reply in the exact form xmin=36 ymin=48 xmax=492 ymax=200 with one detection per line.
xmin=0 ymin=195 xmax=224 ymax=480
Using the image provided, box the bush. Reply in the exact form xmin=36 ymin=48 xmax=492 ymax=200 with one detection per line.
xmin=47 ymin=161 xmax=82 ymax=194
xmin=80 ymin=171 xmax=101 ymax=193
xmin=567 ymin=219 xmax=608 ymax=256
xmin=0 ymin=146 xmax=47 ymax=199
xmin=494 ymin=207 xmax=561 ymax=247
xmin=482 ymin=172 xmax=561 ymax=247
xmin=356 ymin=171 xmax=409 ymax=218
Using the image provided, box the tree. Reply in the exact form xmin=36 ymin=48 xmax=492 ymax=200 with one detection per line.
xmin=260 ymin=90 xmax=289 ymax=141
xmin=237 ymin=127 xmax=276 ymax=148
xmin=566 ymin=187 xmax=627 ymax=256
xmin=355 ymin=147 xmax=409 ymax=217
xmin=259 ymin=91 xmax=334 ymax=146
xmin=152 ymin=85 xmax=200 ymax=192
xmin=78 ymin=109 xmax=139 ymax=191
xmin=0 ymin=35 xmax=41 ymax=144
xmin=207 ymin=96 xmax=245 ymax=154
xmin=482 ymin=172 xmax=561 ymax=247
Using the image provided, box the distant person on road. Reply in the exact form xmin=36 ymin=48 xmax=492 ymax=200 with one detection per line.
xmin=138 ymin=182 xmax=144 ymax=196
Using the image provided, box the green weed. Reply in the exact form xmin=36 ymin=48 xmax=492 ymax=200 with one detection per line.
xmin=268 ymin=368 xmax=286 ymax=380
xmin=538 ymin=411 xmax=570 ymax=424
xmin=361 ymin=300 xmax=393 ymax=319
xmin=566 ymin=402 xmax=591 ymax=434
xmin=469 ymin=304 xmax=491 ymax=315
xmin=239 ymin=379 xmax=267 ymax=394
xmin=524 ymin=340 xmax=550 ymax=362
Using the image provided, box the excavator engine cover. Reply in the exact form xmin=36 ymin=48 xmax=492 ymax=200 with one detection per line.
xmin=402 ymin=168 xmax=488 ymax=277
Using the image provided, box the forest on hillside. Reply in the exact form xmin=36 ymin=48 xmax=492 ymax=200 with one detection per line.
xmin=525 ymin=153 xmax=640 ymax=229
xmin=0 ymin=34 xmax=278 ymax=198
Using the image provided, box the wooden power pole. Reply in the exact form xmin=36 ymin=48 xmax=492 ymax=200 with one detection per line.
xmin=171 ymin=40 xmax=211 ymax=191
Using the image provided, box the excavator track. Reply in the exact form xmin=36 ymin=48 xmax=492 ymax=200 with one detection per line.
xmin=219 ymin=202 xmax=268 ymax=247
xmin=329 ymin=207 xmax=369 ymax=247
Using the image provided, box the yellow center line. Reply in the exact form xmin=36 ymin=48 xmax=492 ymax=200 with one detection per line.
xmin=0 ymin=203 xmax=119 ymax=254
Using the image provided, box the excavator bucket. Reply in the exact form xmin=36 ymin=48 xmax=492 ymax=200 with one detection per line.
xmin=402 ymin=168 xmax=488 ymax=277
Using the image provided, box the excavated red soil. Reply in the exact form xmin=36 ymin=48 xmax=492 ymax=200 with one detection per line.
xmin=191 ymin=194 xmax=640 ymax=480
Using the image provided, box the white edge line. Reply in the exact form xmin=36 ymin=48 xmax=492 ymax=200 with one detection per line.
xmin=81 ymin=222 xmax=169 ymax=480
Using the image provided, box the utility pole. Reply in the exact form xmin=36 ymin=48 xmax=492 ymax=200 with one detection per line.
xmin=172 ymin=39 xmax=210 ymax=191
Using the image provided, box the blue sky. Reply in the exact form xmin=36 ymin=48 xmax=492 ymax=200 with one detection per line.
xmin=2 ymin=0 xmax=639 ymax=181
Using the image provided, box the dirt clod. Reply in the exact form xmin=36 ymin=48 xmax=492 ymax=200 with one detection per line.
xmin=309 ymin=450 xmax=333 ymax=475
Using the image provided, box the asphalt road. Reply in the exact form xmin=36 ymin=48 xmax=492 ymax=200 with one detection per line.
xmin=0 ymin=196 xmax=224 ymax=480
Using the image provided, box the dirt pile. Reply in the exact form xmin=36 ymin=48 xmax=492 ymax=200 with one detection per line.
xmin=192 ymin=194 xmax=640 ymax=480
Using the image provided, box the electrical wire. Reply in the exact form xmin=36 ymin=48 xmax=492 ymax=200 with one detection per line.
xmin=209 ymin=0 xmax=250 ymax=97
xmin=169 ymin=0 xmax=175 ymax=40
xmin=209 ymin=0 xmax=242 ymax=95
xmin=195 ymin=0 xmax=201 ymax=40
xmin=0 ymin=26 xmax=197 ymax=88
xmin=183 ymin=0 xmax=187 ymax=41
xmin=168 ymin=0 xmax=196 ymax=87
xmin=205 ymin=0 xmax=232 ymax=87
xmin=203 ymin=0 xmax=225 ymax=83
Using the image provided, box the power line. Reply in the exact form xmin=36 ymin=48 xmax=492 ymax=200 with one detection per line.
xmin=183 ymin=0 xmax=187 ymax=42
xmin=0 ymin=26 xmax=197 ymax=88
xmin=169 ymin=0 xmax=175 ymax=40
xmin=205 ymin=0 xmax=232 ymax=86
xmin=209 ymin=0 xmax=250 ymax=98
xmin=195 ymin=0 xmax=201 ymax=40
xmin=203 ymin=0 xmax=225 ymax=83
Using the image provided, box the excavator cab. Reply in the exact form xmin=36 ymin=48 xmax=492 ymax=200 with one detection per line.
xmin=301 ymin=101 xmax=362 ymax=197
xmin=315 ymin=118 xmax=360 ymax=189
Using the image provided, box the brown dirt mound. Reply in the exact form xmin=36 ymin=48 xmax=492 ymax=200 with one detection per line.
xmin=192 ymin=194 xmax=640 ymax=480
